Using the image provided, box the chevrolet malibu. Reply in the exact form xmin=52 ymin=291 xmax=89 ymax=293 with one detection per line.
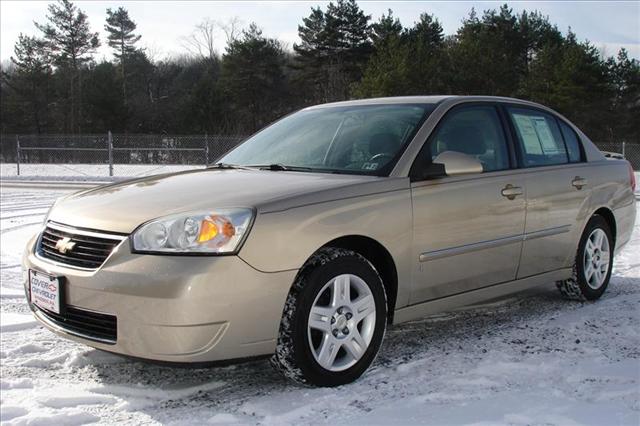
xmin=23 ymin=96 xmax=636 ymax=386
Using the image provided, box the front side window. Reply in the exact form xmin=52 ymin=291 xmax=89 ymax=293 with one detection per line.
xmin=427 ymin=105 xmax=510 ymax=172
xmin=508 ymin=107 xmax=568 ymax=167
xmin=220 ymin=104 xmax=435 ymax=175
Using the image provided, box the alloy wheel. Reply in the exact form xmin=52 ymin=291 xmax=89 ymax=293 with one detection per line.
xmin=583 ymin=228 xmax=610 ymax=290
xmin=307 ymin=274 xmax=376 ymax=372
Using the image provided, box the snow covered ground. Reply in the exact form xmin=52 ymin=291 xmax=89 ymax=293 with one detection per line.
xmin=2 ymin=164 xmax=638 ymax=185
xmin=0 ymin=187 xmax=638 ymax=425
xmin=1 ymin=163 xmax=201 ymax=181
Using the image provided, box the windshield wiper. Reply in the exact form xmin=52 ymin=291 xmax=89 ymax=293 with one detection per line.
xmin=248 ymin=164 xmax=313 ymax=172
xmin=207 ymin=162 xmax=254 ymax=170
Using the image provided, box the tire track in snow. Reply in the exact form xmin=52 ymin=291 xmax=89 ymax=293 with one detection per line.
xmin=1 ymin=264 xmax=21 ymax=270
xmin=1 ymin=203 xmax=55 ymax=211
xmin=1 ymin=211 xmax=49 ymax=220
xmin=1 ymin=221 xmax=42 ymax=234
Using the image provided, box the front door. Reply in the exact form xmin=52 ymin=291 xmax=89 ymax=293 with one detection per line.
xmin=409 ymin=104 xmax=526 ymax=304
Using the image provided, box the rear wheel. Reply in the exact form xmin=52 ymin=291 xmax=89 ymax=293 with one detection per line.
xmin=557 ymin=215 xmax=614 ymax=301
xmin=271 ymin=247 xmax=387 ymax=386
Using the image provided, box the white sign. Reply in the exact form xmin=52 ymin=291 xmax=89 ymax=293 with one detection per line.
xmin=30 ymin=270 xmax=61 ymax=314
xmin=512 ymin=114 xmax=543 ymax=155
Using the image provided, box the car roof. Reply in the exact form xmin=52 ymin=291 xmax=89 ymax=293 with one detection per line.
xmin=306 ymin=95 xmax=547 ymax=110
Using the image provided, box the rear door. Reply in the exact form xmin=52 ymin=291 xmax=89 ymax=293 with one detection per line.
xmin=505 ymin=106 xmax=592 ymax=278
xmin=409 ymin=104 xmax=526 ymax=303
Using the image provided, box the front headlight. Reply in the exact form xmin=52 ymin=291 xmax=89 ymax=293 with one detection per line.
xmin=131 ymin=208 xmax=254 ymax=254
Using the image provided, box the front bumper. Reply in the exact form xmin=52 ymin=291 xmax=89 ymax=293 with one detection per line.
xmin=22 ymin=234 xmax=297 ymax=363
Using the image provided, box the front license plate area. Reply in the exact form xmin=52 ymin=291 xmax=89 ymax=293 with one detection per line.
xmin=29 ymin=270 xmax=63 ymax=314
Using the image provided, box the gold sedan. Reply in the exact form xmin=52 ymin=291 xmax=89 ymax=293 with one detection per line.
xmin=23 ymin=96 xmax=637 ymax=386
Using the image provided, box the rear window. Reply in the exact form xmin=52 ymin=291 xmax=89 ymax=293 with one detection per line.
xmin=508 ymin=108 xmax=568 ymax=167
xmin=559 ymin=121 xmax=583 ymax=163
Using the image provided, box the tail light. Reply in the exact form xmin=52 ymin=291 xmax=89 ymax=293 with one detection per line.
xmin=630 ymin=162 xmax=636 ymax=193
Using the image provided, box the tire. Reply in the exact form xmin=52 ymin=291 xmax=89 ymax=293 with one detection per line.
xmin=271 ymin=247 xmax=387 ymax=387
xmin=556 ymin=215 xmax=614 ymax=301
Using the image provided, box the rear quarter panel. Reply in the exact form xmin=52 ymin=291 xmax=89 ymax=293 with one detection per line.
xmin=583 ymin=159 xmax=636 ymax=252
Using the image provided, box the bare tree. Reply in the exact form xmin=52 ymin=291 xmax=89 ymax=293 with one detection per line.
xmin=220 ymin=17 xmax=242 ymax=45
xmin=181 ymin=18 xmax=218 ymax=62
xmin=181 ymin=17 xmax=243 ymax=61
xmin=143 ymin=41 xmax=164 ymax=63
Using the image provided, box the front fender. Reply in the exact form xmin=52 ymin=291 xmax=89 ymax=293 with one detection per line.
xmin=238 ymin=188 xmax=413 ymax=308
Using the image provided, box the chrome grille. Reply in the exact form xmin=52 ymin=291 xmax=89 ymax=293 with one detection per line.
xmin=37 ymin=222 xmax=126 ymax=269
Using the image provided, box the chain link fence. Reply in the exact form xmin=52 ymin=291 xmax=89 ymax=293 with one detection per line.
xmin=0 ymin=133 xmax=245 ymax=179
xmin=0 ymin=134 xmax=638 ymax=180
xmin=595 ymin=141 xmax=640 ymax=170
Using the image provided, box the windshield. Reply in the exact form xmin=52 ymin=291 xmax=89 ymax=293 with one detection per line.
xmin=219 ymin=104 xmax=435 ymax=175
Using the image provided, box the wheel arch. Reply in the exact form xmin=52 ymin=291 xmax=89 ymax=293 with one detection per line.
xmin=319 ymin=235 xmax=398 ymax=324
xmin=592 ymin=206 xmax=617 ymax=244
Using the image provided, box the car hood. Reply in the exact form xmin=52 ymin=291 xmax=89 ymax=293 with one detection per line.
xmin=48 ymin=168 xmax=406 ymax=233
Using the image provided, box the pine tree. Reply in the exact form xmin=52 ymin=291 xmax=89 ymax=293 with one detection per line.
xmin=450 ymin=5 xmax=524 ymax=95
xmin=406 ymin=13 xmax=444 ymax=48
xmin=4 ymin=34 xmax=52 ymax=133
xmin=371 ymin=9 xmax=402 ymax=48
xmin=354 ymin=35 xmax=410 ymax=97
xmin=608 ymin=49 xmax=640 ymax=143
xmin=105 ymin=7 xmax=142 ymax=59
xmin=294 ymin=0 xmax=372 ymax=102
xmin=220 ymin=23 xmax=288 ymax=131
xmin=355 ymin=9 xmax=406 ymax=97
xmin=294 ymin=7 xmax=331 ymax=103
xmin=105 ymin=7 xmax=142 ymax=110
xmin=405 ymin=13 xmax=447 ymax=94
xmin=35 ymin=0 xmax=99 ymax=133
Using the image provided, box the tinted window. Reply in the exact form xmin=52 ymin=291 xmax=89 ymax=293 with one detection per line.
xmin=559 ymin=121 xmax=583 ymax=163
xmin=508 ymin=108 xmax=568 ymax=167
xmin=428 ymin=105 xmax=510 ymax=172
xmin=221 ymin=104 xmax=434 ymax=175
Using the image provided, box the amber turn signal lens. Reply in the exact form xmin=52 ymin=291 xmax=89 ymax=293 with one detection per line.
xmin=198 ymin=218 xmax=218 ymax=242
xmin=197 ymin=215 xmax=236 ymax=243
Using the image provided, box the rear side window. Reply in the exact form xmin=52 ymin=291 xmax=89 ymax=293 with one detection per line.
xmin=559 ymin=121 xmax=583 ymax=163
xmin=508 ymin=108 xmax=568 ymax=167
xmin=428 ymin=105 xmax=510 ymax=172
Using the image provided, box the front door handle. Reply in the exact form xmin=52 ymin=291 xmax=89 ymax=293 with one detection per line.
xmin=572 ymin=176 xmax=587 ymax=190
xmin=501 ymin=184 xmax=523 ymax=200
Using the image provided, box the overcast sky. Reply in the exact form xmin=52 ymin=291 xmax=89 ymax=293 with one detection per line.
xmin=1 ymin=1 xmax=639 ymax=63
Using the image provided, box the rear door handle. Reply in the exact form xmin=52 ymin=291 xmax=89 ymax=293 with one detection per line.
xmin=501 ymin=184 xmax=523 ymax=200
xmin=572 ymin=176 xmax=587 ymax=190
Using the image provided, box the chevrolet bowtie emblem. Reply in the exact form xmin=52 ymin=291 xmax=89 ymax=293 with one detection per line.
xmin=55 ymin=237 xmax=76 ymax=254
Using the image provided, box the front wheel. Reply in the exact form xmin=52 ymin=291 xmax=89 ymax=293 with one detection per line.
xmin=271 ymin=247 xmax=387 ymax=386
xmin=557 ymin=215 xmax=614 ymax=301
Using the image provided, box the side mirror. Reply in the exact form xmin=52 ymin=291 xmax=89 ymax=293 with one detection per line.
xmin=431 ymin=151 xmax=483 ymax=177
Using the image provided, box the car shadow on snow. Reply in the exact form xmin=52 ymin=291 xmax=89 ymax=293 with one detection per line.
xmin=87 ymin=274 xmax=638 ymax=422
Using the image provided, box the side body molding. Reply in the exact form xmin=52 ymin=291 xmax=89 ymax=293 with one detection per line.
xmin=419 ymin=225 xmax=571 ymax=263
